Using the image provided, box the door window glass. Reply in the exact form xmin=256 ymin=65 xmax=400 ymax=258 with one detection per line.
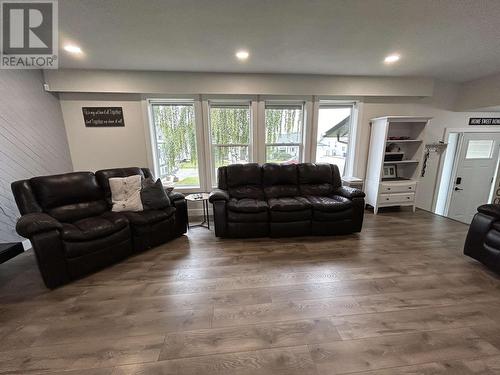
xmin=465 ymin=140 xmax=494 ymax=159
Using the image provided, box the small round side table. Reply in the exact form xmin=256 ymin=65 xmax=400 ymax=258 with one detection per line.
xmin=185 ymin=193 xmax=210 ymax=229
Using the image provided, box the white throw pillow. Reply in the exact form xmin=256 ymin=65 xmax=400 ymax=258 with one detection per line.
xmin=109 ymin=175 xmax=144 ymax=212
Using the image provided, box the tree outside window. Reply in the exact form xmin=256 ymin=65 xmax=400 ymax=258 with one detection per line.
xmin=209 ymin=103 xmax=251 ymax=184
xmin=265 ymin=103 xmax=304 ymax=163
xmin=151 ymin=103 xmax=200 ymax=187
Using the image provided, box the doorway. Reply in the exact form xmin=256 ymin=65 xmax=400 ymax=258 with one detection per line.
xmin=436 ymin=132 xmax=500 ymax=224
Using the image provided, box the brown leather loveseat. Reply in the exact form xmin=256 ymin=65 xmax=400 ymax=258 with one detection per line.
xmin=11 ymin=167 xmax=187 ymax=288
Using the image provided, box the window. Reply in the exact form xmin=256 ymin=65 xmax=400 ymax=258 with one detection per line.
xmin=465 ymin=140 xmax=494 ymax=159
xmin=265 ymin=103 xmax=304 ymax=163
xmin=209 ymin=102 xmax=251 ymax=183
xmin=150 ymin=102 xmax=200 ymax=187
xmin=315 ymin=104 xmax=353 ymax=175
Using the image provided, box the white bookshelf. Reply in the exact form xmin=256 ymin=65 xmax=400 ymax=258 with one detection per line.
xmin=365 ymin=116 xmax=431 ymax=214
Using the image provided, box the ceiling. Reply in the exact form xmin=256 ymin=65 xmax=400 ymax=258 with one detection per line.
xmin=58 ymin=0 xmax=500 ymax=82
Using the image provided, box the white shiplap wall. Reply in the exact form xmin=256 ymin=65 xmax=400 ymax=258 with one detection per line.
xmin=0 ymin=70 xmax=72 ymax=242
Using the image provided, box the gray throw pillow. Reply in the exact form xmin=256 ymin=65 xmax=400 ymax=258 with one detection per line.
xmin=140 ymin=178 xmax=171 ymax=210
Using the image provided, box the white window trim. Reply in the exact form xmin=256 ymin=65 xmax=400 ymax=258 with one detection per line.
xmin=146 ymin=98 xmax=206 ymax=193
xmin=312 ymin=99 xmax=359 ymax=177
xmin=206 ymin=99 xmax=254 ymax=186
xmin=144 ymin=96 xmax=359 ymax=193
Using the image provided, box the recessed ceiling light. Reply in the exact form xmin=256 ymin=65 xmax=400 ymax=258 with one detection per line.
xmin=235 ymin=50 xmax=249 ymax=61
xmin=64 ymin=44 xmax=82 ymax=54
xmin=384 ymin=54 xmax=400 ymax=64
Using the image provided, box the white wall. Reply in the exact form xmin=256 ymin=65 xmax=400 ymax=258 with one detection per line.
xmin=456 ymin=72 xmax=500 ymax=111
xmin=59 ymin=93 xmax=149 ymax=172
xmin=0 ymin=70 xmax=72 ymax=242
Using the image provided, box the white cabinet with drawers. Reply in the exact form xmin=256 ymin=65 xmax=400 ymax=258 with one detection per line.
xmin=365 ymin=116 xmax=431 ymax=214
xmin=378 ymin=180 xmax=417 ymax=210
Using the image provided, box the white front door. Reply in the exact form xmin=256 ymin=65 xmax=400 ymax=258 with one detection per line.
xmin=448 ymin=133 xmax=500 ymax=224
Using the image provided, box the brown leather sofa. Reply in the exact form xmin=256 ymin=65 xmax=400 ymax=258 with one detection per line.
xmin=464 ymin=204 xmax=500 ymax=273
xmin=11 ymin=167 xmax=187 ymax=288
xmin=209 ymin=163 xmax=365 ymax=238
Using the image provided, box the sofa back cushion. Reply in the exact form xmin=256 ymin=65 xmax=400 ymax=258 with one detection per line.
xmin=96 ymin=167 xmax=152 ymax=204
xmin=262 ymin=163 xmax=299 ymax=198
xmin=298 ymin=163 xmax=340 ymax=196
xmin=226 ymin=163 xmax=264 ymax=199
xmin=30 ymin=172 xmax=108 ymax=222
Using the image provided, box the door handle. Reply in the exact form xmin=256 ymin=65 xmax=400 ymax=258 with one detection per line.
xmin=454 ymin=187 xmax=463 ymax=191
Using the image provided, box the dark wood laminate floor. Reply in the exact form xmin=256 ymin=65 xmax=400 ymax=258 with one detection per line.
xmin=2 ymin=209 xmax=500 ymax=374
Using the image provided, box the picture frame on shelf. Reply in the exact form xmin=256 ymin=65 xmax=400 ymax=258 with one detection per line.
xmin=383 ymin=164 xmax=397 ymax=179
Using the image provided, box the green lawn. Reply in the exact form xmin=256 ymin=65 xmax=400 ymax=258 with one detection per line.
xmin=178 ymin=176 xmax=199 ymax=186
xmin=180 ymin=160 xmax=197 ymax=168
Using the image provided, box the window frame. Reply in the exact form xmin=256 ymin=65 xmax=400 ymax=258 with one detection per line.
xmin=207 ymin=99 xmax=254 ymax=186
xmin=313 ymin=100 xmax=358 ymax=177
xmin=147 ymin=98 xmax=205 ymax=192
xmin=264 ymin=100 xmax=306 ymax=164
xmin=145 ymin=97 xmax=360 ymax=193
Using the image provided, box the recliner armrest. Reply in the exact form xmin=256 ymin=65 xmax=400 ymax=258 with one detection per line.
xmin=477 ymin=204 xmax=500 ymax=218
xmin=333 ymin=186 xmax=365 ymax=199
xmin=16 ymin=213 xmax=62 ymax=238
xmin=167 ymin=191 xmax=185 ymax=202
xmin=209 ymin=189 xmax=230 ymax=203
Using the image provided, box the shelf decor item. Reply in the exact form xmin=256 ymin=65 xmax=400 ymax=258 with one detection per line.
xmin=365 ymin=116 xmax=431 ymax=214
xmin=383 ymin=165 xmax=397 ymax=179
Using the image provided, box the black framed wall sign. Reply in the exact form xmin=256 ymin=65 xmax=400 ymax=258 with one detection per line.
xmin=82 ymin=107 xmax=125 ymax=127
xmin=469 ymin=118 xmax=500 ymax=125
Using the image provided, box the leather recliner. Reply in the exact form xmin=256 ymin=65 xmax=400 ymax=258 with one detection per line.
xmin=209 ymin=163 xmax=365 ymax=238
xmin=464 ymin=204 xmax=500 ymax=273
xmin=11 ymin=167 xmax=187 ymax=288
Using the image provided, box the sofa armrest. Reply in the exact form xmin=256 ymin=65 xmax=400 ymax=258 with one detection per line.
xmin=333 ymin=186 xmax=365 ymax=199
xmin=168 ymin=191 xmax=185 ymax=202
xmin=477 ymin=204 xmax=500 ymax=218
xmin=16 ymin=213 xmax=62 ymax=238
xmin=209 ymin=189 xmax=230 ymax=203
xmin=464 ymin=211 xmax=497 ymax=261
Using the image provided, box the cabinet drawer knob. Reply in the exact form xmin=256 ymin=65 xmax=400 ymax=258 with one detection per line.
xmin=386 ymin=198 xmax=390 ymax=200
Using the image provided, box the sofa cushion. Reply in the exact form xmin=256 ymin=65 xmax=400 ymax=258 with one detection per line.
xmin=30 ymin=172 xmax=108 ymax=222
xmin=123 ymin=207 xmax=176 ymax=226
xmin=110 ymin=175 xmax=144 ymax=212
xmin=141 ymin=178 xmax=171 ymax=210
xmin=31 ymin=172 xmax=104 ymax=209
xmin=228 ymin=210 xmax=268 ymax=222
xmin=96 ymin=167 xmax=152 ymax=204
xmin=262 ymin=164 xmax=299 ymax=198
xmin=47 ymin=201 xmax=109 ymax=223
xmin=313 ymin=208 xmax=353 ymax=221
xmin=227 ymin=198 xmax=268 ymax=213
xmin=298 ymin=163 xmax=335 ymax=196
xmin=226 ymin=164 xmax=264 ymax=199
xmin=270 ymin=209 xmax=311 ymax=222
xmin=306 ymin=195 xmax=352 ymax=212
xmin=268 ymin=197 xmax=311 ymax=211
xmin=61 ymin=212 xmax=128 ymax=242
xmin=298 ymin=163 xmax=333 ymax=184
xmin=226 ymin=163 xmax=262 ymax=187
